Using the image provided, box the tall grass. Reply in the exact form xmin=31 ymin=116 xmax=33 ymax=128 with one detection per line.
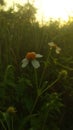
xmin=0 ymin=2 xmax=73 ymax=130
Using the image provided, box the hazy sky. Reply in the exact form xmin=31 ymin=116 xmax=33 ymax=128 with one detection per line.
xmin=4 ymin=0 xmax=73 ymax=22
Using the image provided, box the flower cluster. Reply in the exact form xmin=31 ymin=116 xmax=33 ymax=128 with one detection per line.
xmin=21 ymin=52 xmax=43 ymax=69
xmin=21 ymin=43 xmax=61 ymax=69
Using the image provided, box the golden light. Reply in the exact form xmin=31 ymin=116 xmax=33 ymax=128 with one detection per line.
xmin=34 ymin=0 xmax=73 ymax=22
xmin=5 ymin=0 xmax=73 ymax=22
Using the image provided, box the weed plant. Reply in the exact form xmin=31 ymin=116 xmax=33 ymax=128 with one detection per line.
xmin=0 ymin=2 xmax=73 ymax=130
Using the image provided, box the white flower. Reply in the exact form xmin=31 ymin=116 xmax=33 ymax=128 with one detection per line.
xmin=21 ymin=52 xmax=43 ymax=69
xmin=48 ymin=42 xmax=61 ymax=54
xmin=48 ymin=42 xmax=55 ymax=48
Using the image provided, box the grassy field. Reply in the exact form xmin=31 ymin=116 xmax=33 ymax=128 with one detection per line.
xmin=0 ymin=3 xmax=73 ymax=130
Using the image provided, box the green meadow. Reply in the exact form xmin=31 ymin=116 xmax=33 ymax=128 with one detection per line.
xmin=0 ymin=2 xmax=73 ymax=130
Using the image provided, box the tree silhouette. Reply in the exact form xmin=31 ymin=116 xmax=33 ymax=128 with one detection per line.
xmin=16 ymin=3 xmax=37 ymax=23
xmin=0 ymin=0 xmax=4 ymax=5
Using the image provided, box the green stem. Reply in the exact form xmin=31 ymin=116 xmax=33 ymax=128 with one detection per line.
xmin=30 ymin=96 xmax=39 ymax=114
xmin=18 ymin=114 xmax=38 ymax=130
xmin=57 ymin=62 xmax=73 ymax=71
xmin=4 ymin=116 xmax=10 ymax=130
xmin=51 ymin=55 xmax=73 ymax=71
xmin=39 ymin=62 xmax=48 ymax=88
xmin=41 ymin=75 xmax=60 ymax=95
xmin=39 ymin=50 xmax=51 ymax=88
xmin=0 ymin=119 xmax=7 ymax=130
xmin=34 ymin=68 xmax=38 ymax=89
xmin=31 ymin=50 xmax=52 ymax=113
xmin=42 ymin=111 xmax=49 ymax=130
xmin=11 ymin=116 xmax=14 ymax=130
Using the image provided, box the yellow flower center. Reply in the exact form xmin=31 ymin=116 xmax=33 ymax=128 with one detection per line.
xmin=26 ymin=52 xmax=36 ymax=60
xmin=7 ymin=106 xmax=16 ymax=113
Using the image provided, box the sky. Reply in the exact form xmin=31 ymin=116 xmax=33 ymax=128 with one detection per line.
xmin=4 ymin=0 xmax=73 ymax=22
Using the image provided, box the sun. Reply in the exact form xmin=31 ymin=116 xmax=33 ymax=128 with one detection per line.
xmin=35 ymin=0 xmax=73 ymax=21
xmin=5 ymin=0 xmax=73 ymax=22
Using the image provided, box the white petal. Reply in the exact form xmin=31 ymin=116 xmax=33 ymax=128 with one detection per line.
xmin=22 ymin=58 xmax=26 ymax=63
xmin=31 ymin=59 xmax=40 ymax=69
xmin=48 ymin=42 xmax=55 ymax=47
xmin=36 ymin=54 xmax=43 ymax=58
xmin=21 ymin=58 xmax=29 ymax=68
xmin=56 ymin=47 xmax=61 ymax=54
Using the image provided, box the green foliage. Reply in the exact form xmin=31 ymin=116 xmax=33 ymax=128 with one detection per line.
xmin=0 ymin=2 xmax=73 ymax=130
xmin=0 ymin=0 xmax=4 ymax=5
xmin=0 ymin=46 xmax=69 ymax=130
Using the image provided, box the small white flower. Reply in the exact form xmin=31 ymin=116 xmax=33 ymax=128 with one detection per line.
xmin=21 ymin=52 xmax=43 ymax=69
xmin=48 ymin=42 xmax=61 ymax=54
xmin=48 ymin=42 xmax=55 ymax=48
xmin=55 ymin=46 xmax=61 ymax=54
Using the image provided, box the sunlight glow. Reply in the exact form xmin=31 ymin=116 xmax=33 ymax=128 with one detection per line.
xmin=5 ymin=0 xmax=73 ymax=22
